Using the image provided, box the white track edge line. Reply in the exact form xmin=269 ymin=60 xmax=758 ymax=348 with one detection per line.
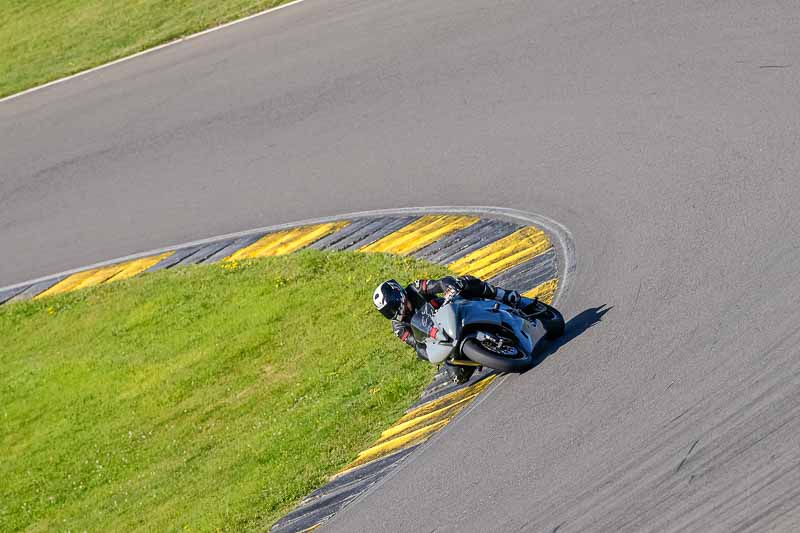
xmin=0 ymin=0 xmax=307 ymax=104
xmin=0 ymin=206 xmax=577 ymax=308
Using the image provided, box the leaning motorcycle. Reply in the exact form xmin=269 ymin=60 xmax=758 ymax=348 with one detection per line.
xmin=409 ymin=295 xmax=565 ymax=373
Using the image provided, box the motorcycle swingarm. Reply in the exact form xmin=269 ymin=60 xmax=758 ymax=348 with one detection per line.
xmin=448 ymin=359 xmax=482 ymax=367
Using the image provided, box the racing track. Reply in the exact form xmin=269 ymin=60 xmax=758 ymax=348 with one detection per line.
xmin=2 ymin=0 xmax=800 ymax=531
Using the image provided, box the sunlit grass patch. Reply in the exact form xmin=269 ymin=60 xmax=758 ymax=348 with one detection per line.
xmin=1 ymin=0 xmax=296 ymax=97
xmin=0 ymin=250 xmax=447 ymax=531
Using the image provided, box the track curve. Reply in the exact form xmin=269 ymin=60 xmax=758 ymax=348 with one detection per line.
xmin=2 ymin=0 xmax=799 ymax=531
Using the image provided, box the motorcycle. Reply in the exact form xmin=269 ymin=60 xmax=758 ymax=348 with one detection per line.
xmin=409 ymin=294 xmax=565 ymax=373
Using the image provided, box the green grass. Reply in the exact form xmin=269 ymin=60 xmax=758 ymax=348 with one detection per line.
xmin=0 ymin=0 xmax=297 ymax=98
xmin=0 ymin=251 xmax=448 ymax=531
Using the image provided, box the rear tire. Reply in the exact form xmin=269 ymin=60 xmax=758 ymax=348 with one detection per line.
xmin=527 ymin=301 xmax=565 ymax=339
xmin=461 ymin=338 xmax=534 ymax=373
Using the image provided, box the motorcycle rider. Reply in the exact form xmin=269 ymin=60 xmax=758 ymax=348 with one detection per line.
xmin=372 ymin=275 xmax=524 ymax=383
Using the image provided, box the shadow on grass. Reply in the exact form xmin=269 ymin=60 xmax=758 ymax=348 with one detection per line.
xmin=529 ymin=304 xmax=613 ymax=368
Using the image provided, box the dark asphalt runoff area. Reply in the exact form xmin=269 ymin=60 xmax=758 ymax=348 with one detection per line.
xmin=2 ymin=0 xmax=800 ymax=530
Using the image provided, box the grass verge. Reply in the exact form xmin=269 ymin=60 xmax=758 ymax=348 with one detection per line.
xmin=0 ymin=250 xmax=448 ymax=531
xmin=1 ymin=0 xmax=296 ymax=98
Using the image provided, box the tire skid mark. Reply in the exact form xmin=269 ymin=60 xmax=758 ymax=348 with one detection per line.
xmin=675 ymin=439 xmax=700 ymax=473
xmin=515 ymin=324 xmax=800 ymax=532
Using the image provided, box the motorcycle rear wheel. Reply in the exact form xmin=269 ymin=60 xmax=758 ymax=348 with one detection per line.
xmin=461 ymin=338 xmax=534 ymax=373
xmin=527 ymin=301 xmax=565 ymax=339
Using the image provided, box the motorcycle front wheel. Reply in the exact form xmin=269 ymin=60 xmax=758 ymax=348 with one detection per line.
xmin=461 ymin=337 xmax=534 ymax=373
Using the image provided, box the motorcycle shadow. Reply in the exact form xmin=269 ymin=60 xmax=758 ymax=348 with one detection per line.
xmin=526 ymin=304 xmax=613 ymax=370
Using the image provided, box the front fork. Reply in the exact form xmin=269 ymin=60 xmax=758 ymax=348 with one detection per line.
xmin=448 ymin=332 xmax=488 ymax=368
xmin=450 ymin=330 xmax=514 ymax=366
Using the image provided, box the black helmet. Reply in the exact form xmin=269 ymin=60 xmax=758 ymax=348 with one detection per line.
xmin=373 ymin=279 xmax=407 ymax=320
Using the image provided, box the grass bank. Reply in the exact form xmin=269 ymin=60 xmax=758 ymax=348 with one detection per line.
xmin=0 ymin=251 xmax=447 ymax=531
xmin=1 ymin=0 xmax=296 ymax=98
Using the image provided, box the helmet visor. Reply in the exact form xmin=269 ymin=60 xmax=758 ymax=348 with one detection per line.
xmin=378 ymin=289 xmax=405 ymax=320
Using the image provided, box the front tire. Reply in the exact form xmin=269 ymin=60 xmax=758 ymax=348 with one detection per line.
xmin=461 ymin=338 xmax=534 ymax=373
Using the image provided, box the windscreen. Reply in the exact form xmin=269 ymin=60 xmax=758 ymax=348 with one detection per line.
xmin=410 ymin=302 xmax=437 ymax=342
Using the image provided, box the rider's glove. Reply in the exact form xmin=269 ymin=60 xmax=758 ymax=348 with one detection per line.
xmin=392 ymin=322 xmax=415 ymax=346
xmin=443 ymin=278 xmax=464 ymax=300
xmin=443 ymin=285 xmax=460 ymax=300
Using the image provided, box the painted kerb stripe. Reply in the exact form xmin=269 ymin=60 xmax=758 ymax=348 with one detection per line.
xmin=359 ymin=215 xmax=479 ymax=255
xmin=524 ymin=278 xmax=559 ymax=304
xmin=448 ymin=225 xmax=551 ymax=279
xmin=227 ymin=222 xmax=350 ymax=260
xmin=374 ymin=394 xmax=476 ymax=444
xmin=345 ymin=375 xmax=496 ymax=471
xmin=35 ymin=252 xmax=173 ymax=299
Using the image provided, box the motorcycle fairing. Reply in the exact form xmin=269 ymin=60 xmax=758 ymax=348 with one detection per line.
xmin=420 ymin=298 xmax=547 ymax=364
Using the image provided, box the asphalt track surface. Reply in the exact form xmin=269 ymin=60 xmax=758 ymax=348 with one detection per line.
xmin=2 ymin=0 xmax=799 ymax=531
